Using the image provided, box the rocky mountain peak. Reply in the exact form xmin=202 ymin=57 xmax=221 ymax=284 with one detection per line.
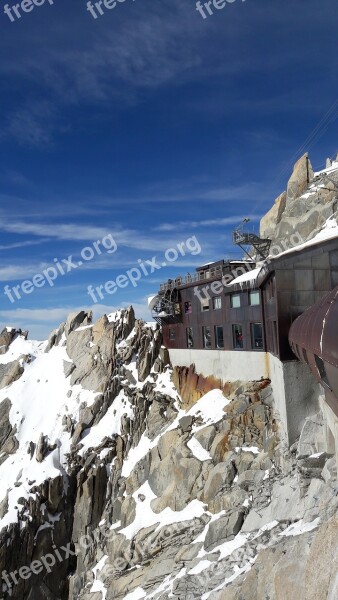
xmin=260 ymin=153 xmax=338 ymax=246
xmin=0 ymin=306 xmax=337 ymax=599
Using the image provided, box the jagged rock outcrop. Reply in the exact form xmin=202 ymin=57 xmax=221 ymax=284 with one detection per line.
xmin=260 ymin=154 xmax=338 ymax=247
xmin=0 ymin=398 xmax=19 ymax=457
xmin=0 ymin=360 xmax=24 ymax=390
xmin=0 ymin=307 xmax=337 ymax=600
xmin=0 ymin=328 xmax=28 ymax=355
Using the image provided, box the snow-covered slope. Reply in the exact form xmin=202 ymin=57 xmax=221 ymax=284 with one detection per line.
xmin=0 ymin=336 xmax=98 ymax=530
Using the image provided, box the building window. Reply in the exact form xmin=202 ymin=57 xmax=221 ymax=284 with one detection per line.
xmin=232 ymin=324 xmax=243 ymax=349
xmin=272 ymin=321 xmax=278 ymax=355
xmin=203 ymin=326 xmax=212 ymax=349
xmin=231 ymin=294 xmax=241 ymax=308
xmin=169 ymin=329 xmax=175 ymax=341
xmin=251 ymin=323 xmax=263 ymax=349
xmin=186 ymin=327 xmax=193 ymax=348
xmin=215 ymin=326 xmax=224 ymax=349
xmin=201 ymin=298 xmax=210 ymax=312
xmin=266 ymin=275 xmax=276 ymax=301
xmin=249 ymin=291 xmax=260 ymax=306
xmin=184 ymin=301 xmax=192 ymax=314
xmin=213 ymin=296 xmax=222 ymax=310
xmin=314 ymin=355 xmax=330 ymax=388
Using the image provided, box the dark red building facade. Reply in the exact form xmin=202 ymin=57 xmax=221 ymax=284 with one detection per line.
xmin=151 ymin=235 xmax=338 ymax=365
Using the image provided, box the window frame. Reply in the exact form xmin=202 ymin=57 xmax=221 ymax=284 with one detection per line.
xmin=249 ymin=291 xmax=260 ymax=306
xmin=202 ymin=325 xmax=212 ymax=349
xmin=230 ymin=294 xmax=241 ymax=308
xmin=232 ymin=323 xmax=244 ymax=349
xmin=186 ymin=327 xmax=194 ymax=348
xmin=250 ymin=322 xmax=263 ymax=350
xmin=201 ymin=298 xmax=210 ymax=312
xmin=213 ymin=296 xmax=222 ymax=310
xmin=215 ymin=325 xmax=224 ymax=349
xmin=169 ymin=328 xmax=175 ymax=341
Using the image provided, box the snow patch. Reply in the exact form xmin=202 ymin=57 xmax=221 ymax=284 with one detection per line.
xmin=187 ymin=437 xmax=212 ymax=462
xmin=279 ymin=518 xmax=320 ymax=537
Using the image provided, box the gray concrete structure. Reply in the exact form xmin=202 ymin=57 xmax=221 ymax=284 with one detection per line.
xmin=169 ymin=348 xmax=321 ymax=446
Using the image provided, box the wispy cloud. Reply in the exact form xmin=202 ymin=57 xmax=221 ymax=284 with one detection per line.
xmin=3 ymin=101 xmax=62 ymax=147
xmin=0 ymin=264 xmax=44 ymax=282
xmin=0 ymin=239 xmax=50 ymax=251
xmin=0 ymin=2 xmax=204 ymax=146
xmin=0 ymin=214 xmax=212 ymax=254
xmin=157 ymin=215 xmax=260 ymax=231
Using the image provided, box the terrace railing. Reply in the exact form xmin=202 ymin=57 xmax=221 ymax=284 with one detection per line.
xmin=159 ymin=265 xmax=224 ymax=291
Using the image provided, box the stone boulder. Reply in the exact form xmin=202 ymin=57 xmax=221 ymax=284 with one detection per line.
xmin=148 ymin=444 xmax=202 ymax=511
xmin=0 ymin=328 xmax=16 ymax=355
xmin=0 ymin=398 xmax=18 ymax=455
xmin=202 ymin=460 xmax=236 ymax=503
xmin=286 ymin=153 xmax=313 ymax=201
xmin=35 ymin=434 xmax=57 ymax=463
xmin=260 ymin=191 xmax=287 ymax=239
xmin=297 ymin=412 xmax=326 ymax=459
xmin=0 ymin=398 xmax=13 ymax=448
xmin=45 ymin=322 xmax=66 ymax=352
xmin=204 ymin=511 xmax=245 ymax=551
xmin=0 ymin=360 xmax=24 ymax=389
xmin=65 ymin=310 xmax=92 ymax=337
xmin=215 ymin=515 xmax=338 ymax=600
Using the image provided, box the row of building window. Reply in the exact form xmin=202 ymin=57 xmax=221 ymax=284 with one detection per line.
xmin=170 ymin=323 xmax=263 ymax=350
xmin=184 ymin=291 xmax=260 ymax=315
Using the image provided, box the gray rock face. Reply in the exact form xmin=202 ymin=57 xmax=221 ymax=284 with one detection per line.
xmin=297 ymin=412 xmax=326 ymax=458
xmin=202 ymin=461 xmax=236 ymax=503
xmin=35 ymin=433 xmax=57 ymax=462
xmin=0 ymin=328 xmax=16 ymax=355
xmin=214 ymin=514 xmax=338 ymax=600
xmin=237 ymin=469 xmax=266 ymax=491
xmin=0 ymin=398 xmax=19 ymax=458
xmin=45 ymin=322 xmax=66 ymax=352
xmin=0 ymin=398 xmax=13 ymax=450
xmin=204 ymin=511 xmax=245 ymax=552
xmin=1 ymin=306 xmax=338 ymax=600
xmin=286 ymin=153 xmax=313 ymax=201
xmin=260 ymin=152 xmax=338 ymax=249
xmin=65 ymin=310 xmax=93 ymax=336
xmin=0 ymin=360 xmax=24 ymax=389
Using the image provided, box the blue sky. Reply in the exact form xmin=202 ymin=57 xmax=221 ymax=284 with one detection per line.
xmin=0 ymin=0 xmax=337 ymax=338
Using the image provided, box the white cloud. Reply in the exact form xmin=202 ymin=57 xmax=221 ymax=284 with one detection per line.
xmin=157 ymin=214 xmax=260 ymax=231
xmin=0 ymin=239 xmax=49 ymax=251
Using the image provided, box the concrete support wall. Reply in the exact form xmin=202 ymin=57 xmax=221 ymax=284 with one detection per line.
xmin=268 ymin=354 xmax=321 ymax=445
xmin=169 ymin=349 xmax=269 ymax=383
xmin=169 ymin=349 xmax=321 ymax=446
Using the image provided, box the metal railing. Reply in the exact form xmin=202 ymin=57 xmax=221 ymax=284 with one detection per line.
xmin=159 ymin=266 xmax=224 ymax=291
